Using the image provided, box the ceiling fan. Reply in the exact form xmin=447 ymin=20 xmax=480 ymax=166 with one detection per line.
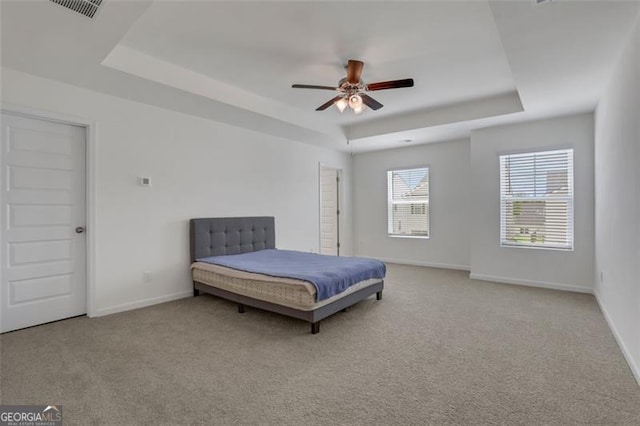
xmin=292 ymin=59 xmax=414 ymax=114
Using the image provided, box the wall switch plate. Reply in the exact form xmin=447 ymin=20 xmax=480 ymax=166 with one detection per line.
xmin=143 ymin=271 xmax=153 ymax=282
xmin=138 ymin=176 xmax=152 ymax=187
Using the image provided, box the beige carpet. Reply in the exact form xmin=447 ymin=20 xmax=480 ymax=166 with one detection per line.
xmin=2 ymin=264 xmax=639 ymax=425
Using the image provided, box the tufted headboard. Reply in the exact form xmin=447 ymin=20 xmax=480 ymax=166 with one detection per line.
xmin=189 ymin=217 xmax=276 ymax=262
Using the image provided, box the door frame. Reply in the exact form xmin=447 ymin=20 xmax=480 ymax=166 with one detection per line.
xmin=1 ymin=103 xmax=97 ymax=318
xmin=318 ymin=162 xmax=342 ymax=255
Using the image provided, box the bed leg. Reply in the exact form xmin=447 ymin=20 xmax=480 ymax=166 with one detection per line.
xmin=311 ymin=322 xmax=320 ymax=334
xmin=193 ymin=288 xmax=200 ymax=297
xmin=238 ymin=304 xmax=245 ymax=314
xmin=376 ymin=290 xmax=382 ymax=300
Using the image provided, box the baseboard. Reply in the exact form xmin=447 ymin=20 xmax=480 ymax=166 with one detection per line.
xmin=372 ymin=256 xmax=470 ymax=271
xmin=93 ymin=290 xmax=193 ymax=317
xmin=594 ymin=290 xmax=640 ymax=386
xmin=469 ymin=273 xmax=593 ymax=294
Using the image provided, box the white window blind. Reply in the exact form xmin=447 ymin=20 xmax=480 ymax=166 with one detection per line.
xmin=387 ymin=167 xmax=429 ymax=238
xmin=499 ymin=149 xmax=574 ymax=250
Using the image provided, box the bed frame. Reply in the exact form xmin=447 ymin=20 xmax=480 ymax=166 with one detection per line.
xmin=190 ymin=217 xmax=383 ymax=334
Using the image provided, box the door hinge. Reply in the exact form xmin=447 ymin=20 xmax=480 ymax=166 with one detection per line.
xmin=337 ymin=242 xmax=341 ymax=248
xmin=336 ymin=209 xmax=340 ymax=215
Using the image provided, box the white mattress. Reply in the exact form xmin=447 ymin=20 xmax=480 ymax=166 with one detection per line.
xmin=191 ymin=262 xmax=381 ymax=310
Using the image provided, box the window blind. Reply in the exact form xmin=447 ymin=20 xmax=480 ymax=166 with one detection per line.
xmin=387 ymin=167 xmax=429 ymax=237
xmin=499 ymin=149 xmax=574 ymax=250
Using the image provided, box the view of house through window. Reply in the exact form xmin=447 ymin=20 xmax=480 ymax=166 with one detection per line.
xmin=387 ymin=167 xmax=429 ymax=238
xmin=499 ymin=149 xmax=574 ymax=250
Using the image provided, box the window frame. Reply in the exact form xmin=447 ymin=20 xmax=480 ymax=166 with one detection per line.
xmin=499 ymin=148 xmax=574 ymax=251
xmin=386 ymin=166 xmax=430 ymax=239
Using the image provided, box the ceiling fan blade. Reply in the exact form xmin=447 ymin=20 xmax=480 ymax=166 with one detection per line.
xmin=367 ymin=78 xmax=414 ymax=91
xmin=360 ymin=94 xmax=383 ymax=111
xmin=346 ymin=60 xmax=364 ymax=84
xmin=316 ymin=96 xmax=343 ymax=111
xmin=292 ymin=84 xmax=338 ymax=91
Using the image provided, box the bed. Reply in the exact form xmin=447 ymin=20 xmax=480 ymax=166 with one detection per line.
xmin=190 ymin=216 xmax=385 ymax=334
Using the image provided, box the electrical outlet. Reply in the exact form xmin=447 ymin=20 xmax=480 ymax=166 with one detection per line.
xmin=143 ymin=271 xmax=153 ymax=282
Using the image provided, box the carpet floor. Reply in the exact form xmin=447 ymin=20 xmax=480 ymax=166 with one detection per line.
xmin=1 ymin=264 xmax=639 ymax=425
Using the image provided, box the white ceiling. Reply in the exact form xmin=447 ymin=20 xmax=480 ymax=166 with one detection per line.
xmin=1 ymin=0 xmax=639 ymax=153
xmin=119 ymin=1 xmax=516 ymax=124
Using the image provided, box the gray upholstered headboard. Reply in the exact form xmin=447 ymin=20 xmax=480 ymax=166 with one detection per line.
xmin=190 ymin=217 xmax=275 ymax=262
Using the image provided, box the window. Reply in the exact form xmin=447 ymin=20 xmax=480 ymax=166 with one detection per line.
xmin=411 ymin=204 xmax=425 ymax=215
xmin=499 ymin=149 xmax=574 ymax=250
xmin=387 ymin=167 xmax=429 ymax=238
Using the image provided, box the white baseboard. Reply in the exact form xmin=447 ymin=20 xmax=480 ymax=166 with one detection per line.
xmin=469 ymin=273 xmax=593 ymax=294
xmin=373 ymin=256 xmax=470 ymax=271
xmin=93 ymin=290 xmax=193 ymax=317
xmin=594 ymin=290 xmax=640 ymax=386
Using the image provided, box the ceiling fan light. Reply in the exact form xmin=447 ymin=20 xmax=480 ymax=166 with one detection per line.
xmin=348 ymin=94 xmax=363 ymax=109
xmin=353 ymin=105 xmax=364 ymax=115
xmin=335 ymin=97 xmax=348 ymax=113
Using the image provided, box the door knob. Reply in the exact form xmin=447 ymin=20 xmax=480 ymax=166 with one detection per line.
xmin=75 ymin=226 xmax=85 ymax=234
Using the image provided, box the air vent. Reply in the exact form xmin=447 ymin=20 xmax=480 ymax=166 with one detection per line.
xmin=49 ymin=0 xmax=103 ymax=19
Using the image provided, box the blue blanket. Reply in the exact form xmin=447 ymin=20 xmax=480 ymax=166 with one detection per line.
xmin=197 ymin=249 xmax=386 ymax=301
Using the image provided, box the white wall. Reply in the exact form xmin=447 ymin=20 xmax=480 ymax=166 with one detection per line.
xmin=0 ymin=67 xmax=353 ymax=316
xmin=469 ymin=114 xmax=595 ymax=293
xmin=594 ymin=19 xmax=640 ymax=383
xmin=353 ymin=139 xmax=470 ymax=269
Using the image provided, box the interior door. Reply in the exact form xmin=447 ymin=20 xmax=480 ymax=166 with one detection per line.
xmin=1 ymin=112 xmax=87 ymax=333
xmin=319 ymin=165 xmax=340 ymax=256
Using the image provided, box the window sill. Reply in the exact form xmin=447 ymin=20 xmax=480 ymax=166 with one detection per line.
xmin=500 ymin=243 xmax=573 ymax=252
xmin=388 ymin=234 xmax=429 ymax=240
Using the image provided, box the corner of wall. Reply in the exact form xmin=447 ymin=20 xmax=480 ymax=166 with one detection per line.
xmin=594 ymin=289 xmax=640 ymax=385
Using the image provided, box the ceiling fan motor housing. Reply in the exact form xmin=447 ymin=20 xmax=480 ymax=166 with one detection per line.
xmin=337 ymin=78 xmax=364 ymax=94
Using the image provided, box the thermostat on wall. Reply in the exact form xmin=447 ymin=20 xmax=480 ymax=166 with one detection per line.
xmin=138 ymin=176 xmax=152 ymax=187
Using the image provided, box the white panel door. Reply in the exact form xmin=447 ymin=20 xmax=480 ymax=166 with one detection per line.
xmin=319 ymin=165 xmax=340 ymax=256
xmin=1 ymin=113 xmax=86 ymax=332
